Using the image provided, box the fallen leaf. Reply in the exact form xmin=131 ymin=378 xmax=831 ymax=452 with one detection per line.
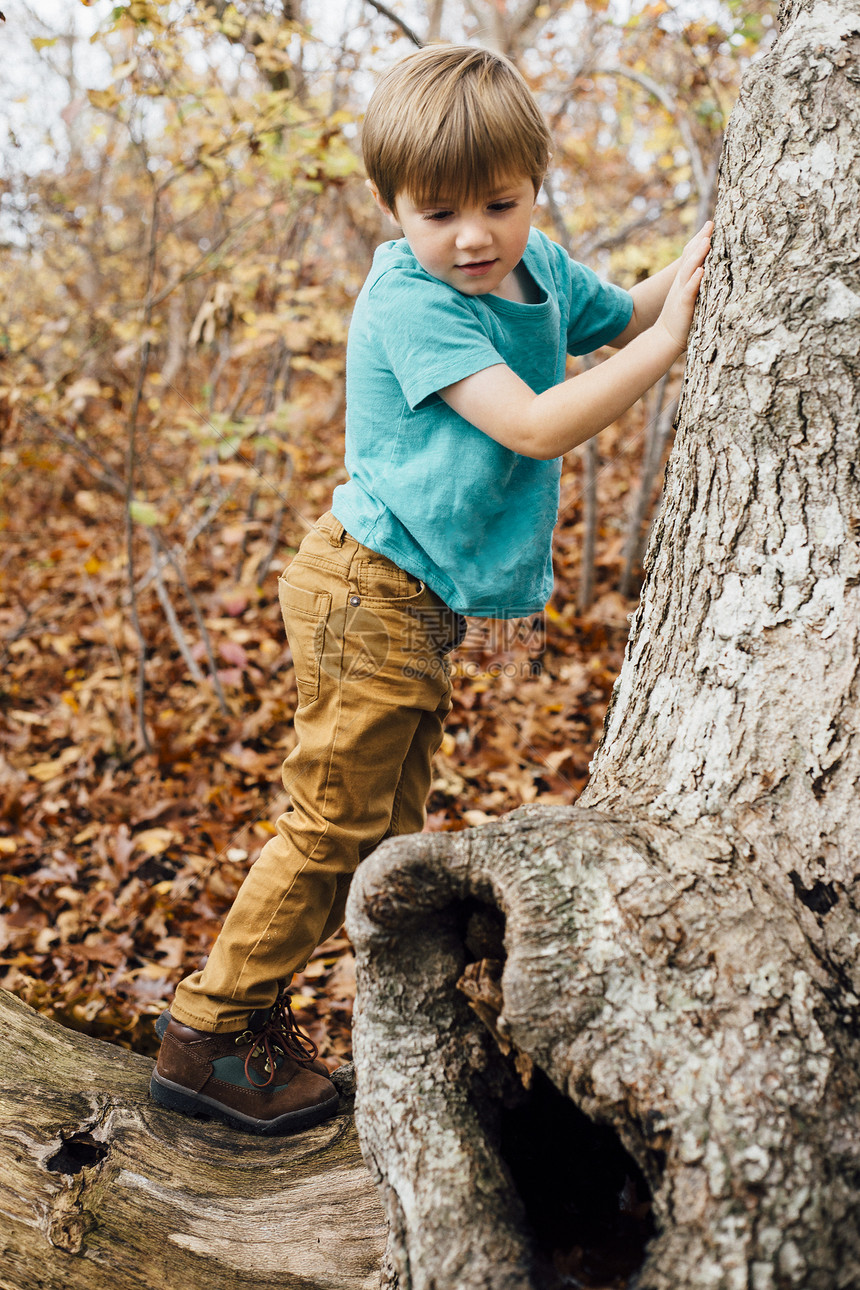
xmin=132 ymin=827 xmax=178 ymax=856
xmin=28 ymin=746 xmax=82 ymax=782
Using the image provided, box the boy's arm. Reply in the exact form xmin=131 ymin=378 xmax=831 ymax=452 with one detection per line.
xmin=439 ymin=221 xmax=712 ymax=461
xmin=609 ymin=258 xmax=686 ymax=346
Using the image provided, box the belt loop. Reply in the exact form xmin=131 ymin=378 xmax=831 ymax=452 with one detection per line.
xmin=316 ymin=511 xmax=346 ymax=547
xmin=328 ymin=517 xmax=346 ymax=547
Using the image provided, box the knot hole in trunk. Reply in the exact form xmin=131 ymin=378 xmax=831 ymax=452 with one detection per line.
xmin=458 ymin=900 xmax=657 ymax=1289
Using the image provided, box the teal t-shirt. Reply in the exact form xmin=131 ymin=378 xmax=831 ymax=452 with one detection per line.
xmin=330 ymin=226 xmax=633 ymax=617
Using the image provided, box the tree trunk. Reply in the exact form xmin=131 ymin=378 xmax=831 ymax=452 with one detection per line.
xmin=0 ymin=989 xmax=385 ymax=1290
xmin=346 ymin=2 xmax=860 ymax=1287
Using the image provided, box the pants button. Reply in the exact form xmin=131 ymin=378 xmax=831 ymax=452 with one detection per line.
xmin=349 ymin=595 xmax=361 ymax=606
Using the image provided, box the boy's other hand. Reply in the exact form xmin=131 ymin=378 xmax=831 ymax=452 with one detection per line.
xmin=656 ymin=221 xmax=713 ymax=351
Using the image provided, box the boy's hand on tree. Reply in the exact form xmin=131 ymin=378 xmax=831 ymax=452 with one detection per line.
xmin=656 ymin=221 xmax=713 ymax=352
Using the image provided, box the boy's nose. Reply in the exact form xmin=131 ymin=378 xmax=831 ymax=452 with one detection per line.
xmin=455 ymin=219 xmax=492 ymax=251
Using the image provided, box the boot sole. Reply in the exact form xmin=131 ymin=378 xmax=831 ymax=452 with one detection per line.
xmin=149 ymin=1071 xmax=340 ymax=1135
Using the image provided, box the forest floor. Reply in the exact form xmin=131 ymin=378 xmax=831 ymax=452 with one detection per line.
xmin=0 ymin=373 xmax=661 ymax=1066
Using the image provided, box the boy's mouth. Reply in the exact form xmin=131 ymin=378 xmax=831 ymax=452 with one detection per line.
xmin=457 ymin=259 xmax=497 ymax=277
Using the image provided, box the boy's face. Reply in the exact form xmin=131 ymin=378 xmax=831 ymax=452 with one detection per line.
xmin=370 ymin=175 xmax=537 ymax=298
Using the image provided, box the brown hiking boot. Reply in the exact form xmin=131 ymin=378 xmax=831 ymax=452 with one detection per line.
xmin=150 ymin=992 xmax=340 ymax=1134
xmin=153 ymin=1002 xmax=336 ymax=1079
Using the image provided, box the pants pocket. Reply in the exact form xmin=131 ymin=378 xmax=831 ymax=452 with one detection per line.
xmin=355 ymin=554 xmax=424 ymax=599
xmin=278 ymin=578 xmax=332 ymax=707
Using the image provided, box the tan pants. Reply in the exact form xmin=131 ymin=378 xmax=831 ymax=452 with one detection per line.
xmin=171 ymin=512 xmax=457 ymax=1032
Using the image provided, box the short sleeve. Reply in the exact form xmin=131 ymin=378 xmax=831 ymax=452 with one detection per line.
xmin=565 ymin=259 xmax=634 ymax=355
xmin=369 ymin=265 xmax=505 ymax=410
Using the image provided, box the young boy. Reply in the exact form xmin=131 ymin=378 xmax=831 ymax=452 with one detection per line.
xmin=151 ymin=43 xmax=711 ymax=1134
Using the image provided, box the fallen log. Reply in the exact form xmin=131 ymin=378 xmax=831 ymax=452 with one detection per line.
xmin=0 ymin=988 xmax=386 ymax=1290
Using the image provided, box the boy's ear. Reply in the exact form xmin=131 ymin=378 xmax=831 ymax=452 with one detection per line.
xmin=366 ymin=179 xmax=400 ymax=227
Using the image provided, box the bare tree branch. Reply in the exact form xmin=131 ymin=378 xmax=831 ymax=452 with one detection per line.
xmin=426 ymin=0 xmax=445 ymax=42
xmin=362 ymin=0 xmax=423 ymax=48
xmin=591 ymin=65 xmax=708 ymax=200
xmin=618 ymin=374 xmax=676 ymax=599
xmin=123 ymin=180 xmax=161 ymax=754
xmin=577 ymin=436 xmax=598 ymax=613
xmin=152 ymin=565 xmax=207 ymax=685
xmin=145 ymin=531 xmax=231 ymax=715
xmin=510 ymin=0 xmax=570 ymax=49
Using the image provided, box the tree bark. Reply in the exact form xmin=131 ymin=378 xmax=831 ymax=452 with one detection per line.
xmin=346 ymin=1 xmax=860 ymax=1287
xmin=0 ymin=989 xmax=385 ymax=1290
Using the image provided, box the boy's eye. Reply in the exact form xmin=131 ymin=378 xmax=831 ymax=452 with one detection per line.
xmin=488 ymin=200 xmax=517 ymax=212
xmin=424 ymin=210 xmax=453 ymax=222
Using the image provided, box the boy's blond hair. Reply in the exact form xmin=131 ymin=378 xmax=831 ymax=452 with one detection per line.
xmin=362 ymin=44 xmax=551 ymax=214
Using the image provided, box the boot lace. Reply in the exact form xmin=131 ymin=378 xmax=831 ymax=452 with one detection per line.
xmin=238 ymin=991 xmax=320 ymax=1089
